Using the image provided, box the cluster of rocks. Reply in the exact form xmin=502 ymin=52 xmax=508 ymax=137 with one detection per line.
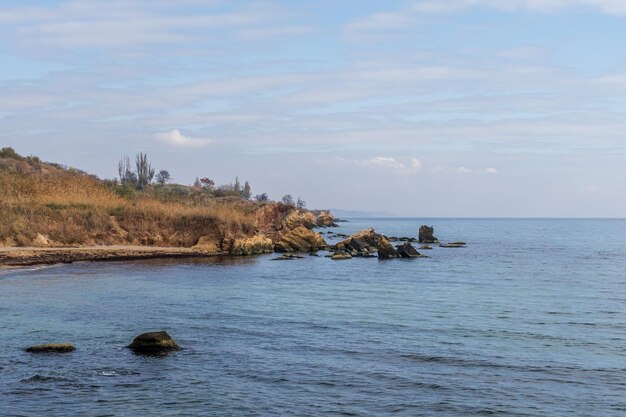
xmin=276 ymin=225 xmax=465 ymax=261
xmin=326 ymin=228 xmax=430 ymax=260
xmin=26 ymin=331 xmax=181 ymax=356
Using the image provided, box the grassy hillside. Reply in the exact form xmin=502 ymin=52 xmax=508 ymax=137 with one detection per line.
xmin=0 ymin=148 xmax=259 ymax=248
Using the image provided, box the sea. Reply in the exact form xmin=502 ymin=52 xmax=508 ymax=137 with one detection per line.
xmin=1 ymin=218 xmax=625 ymax=416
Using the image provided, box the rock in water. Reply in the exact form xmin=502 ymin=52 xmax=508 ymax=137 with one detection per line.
xmin=377 ymin=236 xmax=400 ymax=259
xmin=274 ymin=226 xmax=327 ymax=253
xmin=440 ymin=242 xmax=466 ymax=248
xmin=395 ymin=242 xmax=421 ymax=258
xmin=419 ymin=225 xmax=438 ymax=243
xmin=128 ymin=331 xmax=181 ymax=355
xmin=26 ymin=343 xmax=75 ymax=353
xmin=331 ymin=252 xmax=352 ymax=260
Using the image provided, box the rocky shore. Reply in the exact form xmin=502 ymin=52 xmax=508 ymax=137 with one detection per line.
xmin=0 ymin=245 xmax=218 ymax=268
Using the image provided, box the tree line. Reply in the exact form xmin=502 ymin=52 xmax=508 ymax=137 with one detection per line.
xmin=116 ymin=152 xmax=305 ymax=207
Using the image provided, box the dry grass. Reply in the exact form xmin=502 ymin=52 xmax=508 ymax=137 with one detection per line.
xmin=0 ymin=159 xmax=257 ymax=247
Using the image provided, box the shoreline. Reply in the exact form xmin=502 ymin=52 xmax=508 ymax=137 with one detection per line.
xmin=0 ymin=246 xmax=222 ymax=268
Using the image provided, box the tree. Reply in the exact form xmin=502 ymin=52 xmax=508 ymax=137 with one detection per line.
xmin=135 ymin=152 xmax=155 ymax=190
xmin=199 ymin=177 xmax=215 ymax=190
xmin=255 ymin=193 xmax=269 ymax=202
xmin=296 ymin=196 xmax=306 ymax=210
xmin=242 ymin=181 xmax=252 ymax=199
xmin=234 ymin=176 xmax=241 ymax=195
xmin=281 ymin=194 xmax=294 ymax=206
xmin=117 ymin=155 xmax=135 ymax=185
xmin=194 ymin=177 xmax=202 ymax=187
xmin=155 ymin=170 xmax=171 ymax=186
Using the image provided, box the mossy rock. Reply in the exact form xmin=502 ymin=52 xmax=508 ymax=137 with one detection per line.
xmin=26 ymin=343 xmax=75 ymax=353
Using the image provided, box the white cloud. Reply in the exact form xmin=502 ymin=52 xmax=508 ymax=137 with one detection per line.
xmin=317 ymin=156 xmax=423 ymax=173
xmin=484 ymin=167 xmax=498 ymax=174
xmin=457 ymin=166 xmax=473 ymax=174
xmin=153 ymin=129 xmax=212 ymax=147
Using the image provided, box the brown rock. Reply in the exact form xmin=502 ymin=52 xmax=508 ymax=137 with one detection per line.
xmin=395 ymin=242 xmax=422 ymax=258
xmin=26 ymin=343 xmax=75 ymax=353
xmin=274 ymin=226 xmax=327 ymax=252
xmin=378 ymin=236 xmax=400 ymax=259
xmin=419 ymin=225 xmax=438 ymax=243
xmin=230 ymin=235 xmax=273 ymax=256
xmin=128 ymin=331 xmax=180 ymax=355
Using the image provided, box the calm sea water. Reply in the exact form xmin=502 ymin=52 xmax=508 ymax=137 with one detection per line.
xmin=1 ymin=218 xmax=625 ymax=416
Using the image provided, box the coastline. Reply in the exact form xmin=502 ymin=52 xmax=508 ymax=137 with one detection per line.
xmin=0 ymin=245 xmax=221 ymax=268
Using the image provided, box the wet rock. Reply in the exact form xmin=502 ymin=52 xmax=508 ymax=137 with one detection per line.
xmin=419 ymin=244 xmax=433 ymax=250
xmin=128 ymin=331 xmax=181 ymax=355
xmin=395 ymin=242 xmax=421 ymax=258
xmin=419 ymin=225 xmax=439 ymax=243
xmin=26 ymin=343 xmax=75 ymax=353
xmin=377 ymin=236 xmax=400 ymax=259
xmin=440 ymin=242 xmax=466 ymax=248
xmin=272 ymin=254 xmax=304 ymax=260
xmin=331 ymin=252 xmax=352 ymax=260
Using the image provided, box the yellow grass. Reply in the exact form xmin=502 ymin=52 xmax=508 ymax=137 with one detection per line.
xmin=0 ymin=165 xmax=257 ymax=247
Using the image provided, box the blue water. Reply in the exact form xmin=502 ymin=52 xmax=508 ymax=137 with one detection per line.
xmin=1 ymin=219 xmax=625 ymax=416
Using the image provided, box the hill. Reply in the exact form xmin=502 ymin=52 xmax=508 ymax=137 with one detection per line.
xmin=0 ymin=148 xmax=333 ymax=258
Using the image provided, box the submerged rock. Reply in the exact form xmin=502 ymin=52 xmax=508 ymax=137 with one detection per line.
xmin=272 ymin=254 xmax=304 ymax=260
xmin=419 ymin=225 xmax=438 ymax=244
xmin=440 ymin=242 xmax=466 ymax=248
xmin=419 ymin=244 xmax=433 ymax=250
xmin=128 ymin=331 xmax=180 ymax=355
xmin=26 ymin=343 xmax=75 ymax=353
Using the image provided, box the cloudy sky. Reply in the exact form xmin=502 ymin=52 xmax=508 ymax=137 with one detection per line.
xmin=1 ymin=0 xmax=625 ymax=217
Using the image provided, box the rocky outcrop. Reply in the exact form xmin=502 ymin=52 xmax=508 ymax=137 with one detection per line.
xmin=192 ymin=234 xmax=221 ymax=252
xmin=314 ymin=211 xmax=337 ymax=227
xmin=26 ymin=343 xmax=75 ymax=353
xmin=419 ymin=225 xmax=438 ymax=243
xmin=229 ymin=235 xmax=273 ymax=256
xmin=274 ymin=226 xmax=327 ymax=253
xmin=128 ymin=331 xmax=180 ymax=355
xmin=337 ymin=228 xmax=380 ymax=249
xmin=395 ymin=242 xmax=421 ymax=258
xmin=378 ymin=236 xmax=400 ymax=259
xmin=331 ymin=252 xmax=352 ymax=260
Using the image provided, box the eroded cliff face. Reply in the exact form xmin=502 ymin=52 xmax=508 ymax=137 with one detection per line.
xmin=252 ymin=204 xmax=331 ymax=254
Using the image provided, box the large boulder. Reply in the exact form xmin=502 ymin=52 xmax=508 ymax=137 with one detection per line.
xmin=230 ymin=235 xmax=273 ymax=256
xmin=338 ymin=228 xmax=380 ymax=248
xmin=419 ymin=225 xmax=438 ymax=243
xmin=378 ymin=236 xmax=400 ymax=259
xmin=395 ymin=242 xmax=421 ymax=258
xmin=315 ymin=211 xmax=337 ymax=227
xmin=128 ymin=331 xmax=181 ymax=355
xmin=26 ymin=343 xmax=75 ymax=353
xmin=274 ymin=226 xmax=327 ymax=253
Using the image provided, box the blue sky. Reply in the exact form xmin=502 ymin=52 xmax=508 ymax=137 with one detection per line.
xmin=1 ymin=0 xmax=626 ymax=216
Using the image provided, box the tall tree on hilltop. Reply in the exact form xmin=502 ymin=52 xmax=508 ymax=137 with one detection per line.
xmin=135 ymin=152 xmax=155 ymax=190
xmin=242 ymin=181 xmax=251 ymax=199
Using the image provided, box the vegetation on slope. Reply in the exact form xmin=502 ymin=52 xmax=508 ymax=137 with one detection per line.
xmin=0 ymin=148 xmax=262 ymax=247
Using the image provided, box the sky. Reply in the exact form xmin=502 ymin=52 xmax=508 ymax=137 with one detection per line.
xmin=1 ymin=0 xmax=625 ymax=217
